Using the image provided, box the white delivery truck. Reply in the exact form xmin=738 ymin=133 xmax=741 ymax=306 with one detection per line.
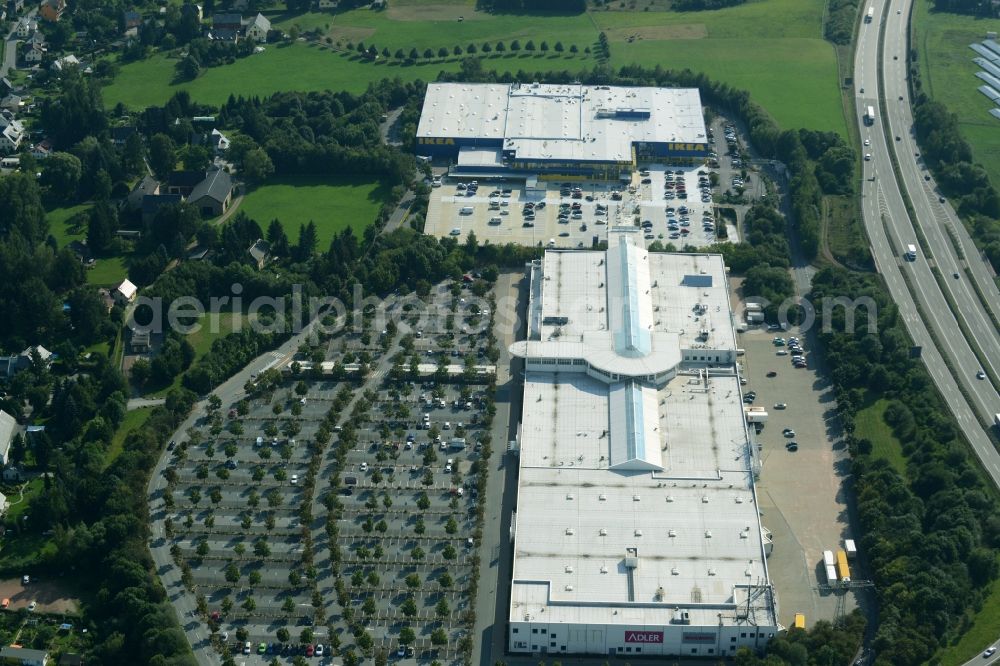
xmin=905 ymin=244 xmax=917 ymax=261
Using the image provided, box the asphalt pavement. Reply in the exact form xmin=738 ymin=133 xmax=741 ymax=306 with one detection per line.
xmin=855 ymin=2 xmax=1000 ymax=662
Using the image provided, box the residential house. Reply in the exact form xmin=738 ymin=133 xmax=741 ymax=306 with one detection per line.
xmin=0 ymin=113 xmax=24 ymax=154
xmin=129 ymin=328 xmax=151 ymax=353
xmin=248 ymin=239 xmax=270 ymax=269
xmin=2 ymin=465 xmax=24 ymax=482
xmin=22 ymin=41 xmax=46 ymax=64
xmin=0 ymin=94 xmax=22 ymax=112
xmin=122 ymin=9 xmax=141 ymax=29
xmin=0 ymin=346 xmax=51 ymax=378
xmin=30 ymin=139 xmax=53 ymax=159
xmin=317 ymin=0 xmax=339 ymax=9
xmin=0 ymin=78 xmax=13 ymax=95
xmin=0 ymin=646 xmax=50 ymax=666
xmin=188 ymin=167 xmax=233 ymax=217
xmin=180 ymin=3 xmax=202 ymax=22
xmin=140 ymin=193 xmax=182 ymax=224
xmin=211 ymin=13 xmax=242 ymax=31
xmin=0 ymin=410 xmax=16 ymax=467
xmin=39 ymin=0 xmax=65 ymax=21
xmin=15 ymin=17 xmax=36 ymax=37
xmin=110 ymin=125 xmax=137 ymax=146
xmin=166 ymin=170 xmax=204 ymax=196
xmin=206 ymin=27 xmax=238 ymax=43
xmin=244 ymin=12 xmax=269 ymax=41
xmin=126 ymin=175 xmax=159 ymax=211
xmin=97 ymin=288 xmax=115 ymax=312
xmin=113 ymin=278 xmax=138 ymax=305
xmin=7 ymin=0 xmax=25 ymax=16
xmin=51 ymin=54 xmax=80 ymax=72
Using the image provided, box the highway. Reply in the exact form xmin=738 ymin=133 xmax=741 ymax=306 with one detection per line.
xmin=854 ymin=0 xmax=1000 ymax=661
xmin=855 ymin=0 xmax=1000 ymax=481
xmin=880 ymin=0 xmax=1000 ymax=401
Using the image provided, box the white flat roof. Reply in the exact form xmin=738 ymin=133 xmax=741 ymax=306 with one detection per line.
xmin=418 ymin=83 xmax=707 ymax=163
xmin=509 ymin=232 xmax=773 ymax=629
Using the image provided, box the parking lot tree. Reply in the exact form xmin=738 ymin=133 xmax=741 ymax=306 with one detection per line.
xmin=300 ymin=628 xmax=314 ymax=644
xmin=242 ymin=596 xmax=256 ymax=612
xmin=275 ymin=468 xmax=287 ymax=482
xmin=185 ymin=513 xmax=195 ymax=528
xmin=406 ymin=573 xmax=421 ymax=589
xmin=352 ymin=569 xmax=365 ymax=586
xmin=382 ymin=494 xmax=393 ymax=509
xmin=276 ymin=627 xmax=290 ymax=643
xmin=363 ymin=518 xmax=374 ymax=533
xmin=435 ymin=598 xmax=450 ymax=619
xmin=445 ymin=517 xmax=458 ymax=534
xmin=401 ymin=596 xmax=418 ymax=618
xmin=266 ymin=489 xmax=283 ymax=507
xmin=248 ymin=490 xmax=260 ymax=507
xmin=229 ymin=421 xmax=244 ymax=436
xmin=196 ymin=539 xmax=210 ymax=557
xmin=196 ymin=463 xmax=208 ymax=480
xmin=254 ymin=539 xmax=271 ymax=558
xmin=373 ymin=544 xmax=385 ymax=559
xmin=376 ymin=520 xmax=388 ymax=533
xmin=205 ymin=444 xmax=215 ymax=458
xmin=282 ymin=597 xmax=295 ymax=614
xmin=208 ymin=394 xmax=222 ymax=412
xmin=367 ymin=570 xmax=380 ymax=586
xmin=210 ymin=488 xmax=222 ymax=504
xmin=362 ymin=595 xmax=377 ymax=616
xmin=259 ymin=445 xmax=272 ymax=460
xmin=249 ymin=571 xmax=262 ymax=586
xmin=414 ymin=517 xmax=426 ymax=535
xmin=236 ymin=627 xmax=248 ymax=642
xmin=358 ymin=631 xmax=374 ymax=651
xmin=295 ymin=380 xmax=308 ymax=396
xmin=272 ymin=402 xmax=282 ymax=415
xmin=442 ymin=544 xmax=457 ymax=560
xmin=225 ymin=563 xmax=240 ymax=583
xmin=189 ymin=488 xmax=202 ymax=505
xmin=411 ymin=546 xmax=425 ymax=561
xmin=431 ymin=628 xmax=448 ymax=645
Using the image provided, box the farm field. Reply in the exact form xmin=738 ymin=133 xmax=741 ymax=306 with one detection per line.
xmin=238 ymin=174 xmax=388 ymax=249
xmin=912 ymin=0 xmax=1000 ymax=187
xmin=102 ymin=0 xmax=844 ymax=135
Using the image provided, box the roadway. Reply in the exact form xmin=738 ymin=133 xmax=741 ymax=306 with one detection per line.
xmin=854 ymin=0 xmax=1000 ymax=486
xmin=855 ymin=1 xmax=1000 ymax=661
xmin=880 ymin=0 xmax=1000 ymax=400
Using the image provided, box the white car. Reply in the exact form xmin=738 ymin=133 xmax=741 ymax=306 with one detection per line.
xmin=445 ymin=459 xmax=454 ymax=473
xmin=864 ymin=153 xmax=871 ymax=161
xmin=983 ymin=646 xmax=997 ymax=657
xmin=28 ymin=601 xmax=36 ymax=612
xmin=864 ymin=138 xmax=870 ymax=146
xmin=774 ymin=403 xmax=787 ymax=410
xmin=291 ymin=474 xmax=298 ymax=485
xmin=449 ymin=228 xmax=461 ymax=236
xmin=977 ymin=370 xmax=987 ymax=380
xmin=360 ymin=462 xmax=368 ymax=472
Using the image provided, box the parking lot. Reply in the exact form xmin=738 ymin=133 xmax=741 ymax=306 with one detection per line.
xmin=423 ymin=163 xmax=732 ymax=249
xmin=736 ymin=320 xmax=859 ymax=629
xmin=155 ymin=278 xmax=501 ymax=664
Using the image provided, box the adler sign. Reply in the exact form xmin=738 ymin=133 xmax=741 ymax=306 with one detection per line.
xmin=624 ymin=631 xmax=663 ymax=644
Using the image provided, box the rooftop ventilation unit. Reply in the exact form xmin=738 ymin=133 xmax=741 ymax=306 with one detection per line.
xmin=565 ymin=528 xmax=575 ymax=535
xmin=624 ymin=547 xmax=639 ymax=569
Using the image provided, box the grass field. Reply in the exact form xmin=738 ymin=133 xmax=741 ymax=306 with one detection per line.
xmin=184 ymin=312 xmax=245 ymax=360
xmin=103 ymin=0 xmax=844 ymax=135
xmin=102 ymin=43 xmax=463 ymax=109
xmin=855 ymin=398 xmax=907 ymax=478
xmin=46 ymin=203 xmax=90 ymax=248
xmin=912 ymin=0 xmax=1000 ymax=187
xmin=238 ymin=175 xmax=387 ymax=249
xmin=105 ymin=407 xmax=154 ymax=468
xmin=85 ymin=255 xmax=129 ymax=286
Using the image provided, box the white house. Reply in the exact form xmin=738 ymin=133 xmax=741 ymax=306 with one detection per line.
xmin=51 ymin=54 xmax=80 ymax=72
xmin=244 ymin=12 xmax=270 ymax=41
xmin=0 ymin=410 xmax=16 ymax=467
xmin=0 ymin=114 xmax=24 ymax=154
xmin=23 ymin=41 xmax=46 ymax=64
xmin=15 ymin=18 xmax=37 ymax=38
xmin=114 ymin=278 xmax=138 ymax=304
xmin=0 ymin=647 xmax=49 ymax=666
xmin=210 ymin=128 xmax=230 ymax=152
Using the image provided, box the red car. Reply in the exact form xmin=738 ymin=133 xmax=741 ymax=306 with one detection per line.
xmin=305 ymin=645 xmax=315 ymax=657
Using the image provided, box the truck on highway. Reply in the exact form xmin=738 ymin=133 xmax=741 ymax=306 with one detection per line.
xmin=905 ymin=244 xmax=917 ymax=261
xmin=865 ymin=6 xmax=874 ymax=21
xmin=837 ymin=550 xmax=852 ymax=583
xmin=864 ymin=105 xmax=876 ymax=125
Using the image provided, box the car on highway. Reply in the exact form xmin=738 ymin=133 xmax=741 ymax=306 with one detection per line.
xmin=864 ymin=138 xmax=870 ymax=146
xmin=984 ymin=646 xmax=997 ymax=657
xmin=977 ymin=370 xmax=986 ymax=380
xmin=864 ymin=153 xmax=871 ymax=161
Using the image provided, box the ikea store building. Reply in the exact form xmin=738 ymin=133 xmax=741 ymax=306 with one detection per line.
xmin=415 ymin=82 xmax=710 ymax=180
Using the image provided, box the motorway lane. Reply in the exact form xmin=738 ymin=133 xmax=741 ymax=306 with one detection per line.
xmin=856 ymin=1 xmax=1000 ymax=421
xmin=854 ymin=0 xmax=1000 ymax=494
xmin=879 ymin=6 xmax=1000 ymax=398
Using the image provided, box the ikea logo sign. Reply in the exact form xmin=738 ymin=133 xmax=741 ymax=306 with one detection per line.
xmin=418 ymin=137 xmax=455 ymax=145
xmin=666 ymin=142 xmax=708 ymax=153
